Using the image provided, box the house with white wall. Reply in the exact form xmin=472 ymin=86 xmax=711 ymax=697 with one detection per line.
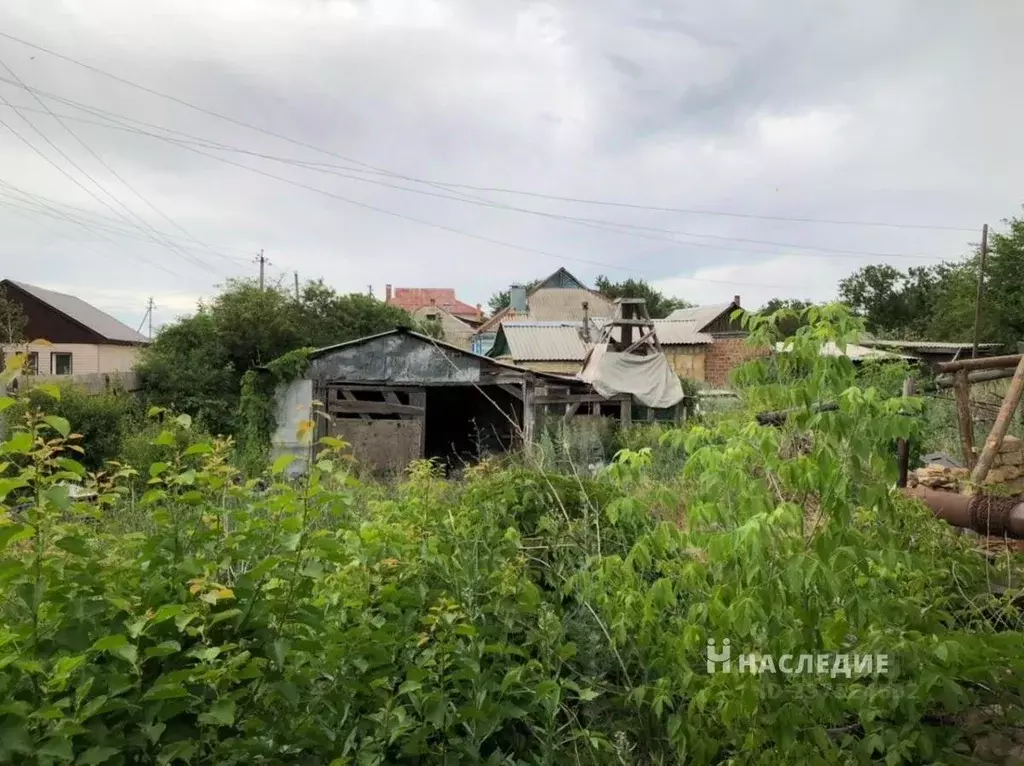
xmin=0 ymin=280 xmax=149 ymax=376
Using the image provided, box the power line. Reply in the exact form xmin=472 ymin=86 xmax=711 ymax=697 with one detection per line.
xmin=0 ymin=95 xmax=962 ymax=265
xmin=0 ymin=89 xmax=218 ymax=275
xmin=0 ymin=57 xmax=236 ymax=268
xmin=0 ymin=30 xmax=979 ymax=234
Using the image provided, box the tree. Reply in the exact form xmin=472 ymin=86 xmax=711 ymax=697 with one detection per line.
xmin=488 ymin=279 xmax=542 ymax=314
xmin=593 ymin=276 xmax=693 ymax=319
xmin=983 ymin=213 xmax=1024 ymax=346
xmin=138 ymin=277 xmax=414 ymax=435
xmin=758 ymin=298 xmax=814 ymax=337
xmin=0 ymin=286 xmax=27 ymax=344
xmin=837 ymin=264 xmax=949 ymax=338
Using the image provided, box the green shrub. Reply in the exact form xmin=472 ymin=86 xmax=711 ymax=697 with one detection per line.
xmin=1 ymin=307 xmax=1024 ymax=764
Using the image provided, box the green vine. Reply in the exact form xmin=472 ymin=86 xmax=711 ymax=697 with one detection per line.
xmin=237 ymin=347 xmax=314 ymax=474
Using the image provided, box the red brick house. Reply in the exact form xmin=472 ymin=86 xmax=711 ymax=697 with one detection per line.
xmin=663 ymin=296 xmax=768 ymax=387
xmin=385 ymin=285 xmax=483 ymax=326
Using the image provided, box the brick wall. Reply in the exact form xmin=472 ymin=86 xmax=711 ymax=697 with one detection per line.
xmin=704 ymin=335 xmax=769 ymax=387
xmin=664 ymin=346 xmax=706 ymax=382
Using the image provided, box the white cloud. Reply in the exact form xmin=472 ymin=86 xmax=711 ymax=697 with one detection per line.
xmin=0 ymin=0 xmax=1019 ymax=328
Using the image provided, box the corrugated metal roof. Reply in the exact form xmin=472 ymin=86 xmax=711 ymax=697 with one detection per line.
xmin=774 ymin=341 xmax=914 ymax=361
xmin=858 ymin=339 xmax=1003 ymax=353
xmin=652 ymin=320 xmax=713 ymax=345
xmin=665 ymin=302 xmax=735 ymax=331
xmin=7 ymin=280 xmax=148 ymax=344
xmin=497 ymin=323 xmax=589 ymax=361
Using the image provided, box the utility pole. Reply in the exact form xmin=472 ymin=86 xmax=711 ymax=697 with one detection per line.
xmin=294 ymin=271 xmax=300 ymax=301
xmin=137 ymin=297 xmax=155 ymax=339
xmin=254 ymin=249 xmax=268 ymax=290
xmin=972 ymin=223 xmax=989 ymax=359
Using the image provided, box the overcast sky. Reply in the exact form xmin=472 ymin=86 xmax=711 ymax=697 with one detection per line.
xmin=0 ymin=0 xmax=1021 ymax=332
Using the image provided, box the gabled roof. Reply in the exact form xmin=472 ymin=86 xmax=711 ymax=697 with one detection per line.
xmin=476 ymin=268 xmax=610 ymax=335
xmin=304 ymin=327 xmax=574 ymax=382
xmin=3 ymin=280 xmax=148 ymax=344
xmin=387 ymin=287 xmax=479 ymax=317
xmin=491 ymin=323 xmax=590 ymax=362
xmin=665 ymin=301 xmax=738 ymax=332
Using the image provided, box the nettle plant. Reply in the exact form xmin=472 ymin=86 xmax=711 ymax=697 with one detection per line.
xmin=576 ymin=304 xmax=1024 ymax=763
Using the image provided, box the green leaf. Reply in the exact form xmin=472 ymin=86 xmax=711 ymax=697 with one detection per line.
xmin=145 ymin=641 xmax=182 ymax=659
xmin=198 ymin=698 xmax=236 ymax=727
xmin=55 ymin=535 xmax=89 ymax=556
xmin=2 ymin=432 xmax=33 ymax=454
xmin=56 ymin=458 xmax=87 ymax=477
xmin=151 ymin=430 xmax=176 ymax=447
xmin=149 ymin=462 xmax=170 ymax=478
xmin=142 ymin=684 xmax=190 ymax=701
xmin=174 ymin=413 xmax=193 ymax=429
xmin=44 ymin=484 xmax=72 ymax=511
xmin=43 ymin=415 xmax=71 ymax=437
xmin=39 ymin=736 xmax=74 ymax=761
xmin=143 ymin=722 xmax=166 ymax=744
xmin=271 ymin=454 xmax=296 ymax=475
xmin=578 ymin=688 xmax=601 ymax=701
xmin=0 ymin=523 xmax=32 ymax=551
xmin=36 ymin=383 xmax=61 ymax=400
xmin=112 ymin=644 xmax=138 ymax=664
xmin=77 ymin=746 xmax=120 ymax=765
xmin=146 ymin=405 xmax=165 ymax=418
xmin=183 ymin=442 xmax=213 ymax=456
xmin=0 ymin=396 xmax=15 ymax=412
xmin=271 ymin=639 xmax=289 ymax=669
xmin=92 ymin=634 xmax=128 ymax=652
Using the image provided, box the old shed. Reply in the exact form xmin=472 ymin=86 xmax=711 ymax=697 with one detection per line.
xmin=271 ymin=328 xmax=592 ymax=475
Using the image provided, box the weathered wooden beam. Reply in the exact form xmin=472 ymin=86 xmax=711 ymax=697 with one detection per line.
xmin=954 ymin=369 xmax=976 ymax=469
xmin=535 ymin=394 xmax=613 ymax=405
xmin=934 ymin=368 xmax=1017 ymax=389
xmin=971 ymin=356 xmax=1024 ymax=485
xmin=935 ymin=353 xmax=1021 ymax=374
xmin=619 ymin=397 xmax=632 ymax=428
xmin=897 ymin=377 xmax=915 ymax=487
xmin=563 ymin=401 xmax=583 ymax=419
xmin=498 ymin=383 xmax=524 ymax=400
xmin=335 ymin=387 xmax=370 ymax=420
xmin=330 ymin=400 xmax=425 ymax=417
xmin=522 ymin=379 xmax=536 ymax=445
xmin=328 ymin=384 xmax=424 ymax=393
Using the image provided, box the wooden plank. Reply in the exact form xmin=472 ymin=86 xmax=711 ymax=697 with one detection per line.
xmin=936 ymin=353 xmax=1022 ymax=374
xmin=954 ymin=370 xmax=976 ymax=469
xmin=971 ymin=356 xmax=1024 ymax=484
xmin=499 ymin=383 xmax=524 ymax=401
xmin=327 ymin=384 xmax=424 ymax=393
xmin=619 ymin=396 xmax=632 ymax=428
xmin=382 ymin=391 xmax=402 ymax=405
xmin=934 ymin=368 xmax=1017 ymax=389
xmin=335 ymin=386 xmax=370 ymax=420
xmin=897 ymin=377 xmax=915 ymax=487
xmin=535 ymin=394 xmax=613 ymax=405
xmin=563 ymin=401 xmax=583 ymax=419
xmin=522 ymin=380 xmax=536 ymax=445
xmin=330 ymin=400 xmax=425 ymax=416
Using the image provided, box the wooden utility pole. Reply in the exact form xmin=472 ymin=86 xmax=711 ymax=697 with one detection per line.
xmin=148 ymin=297 xmax=154 ymax=340
xmin=971 ymin=223 xmax=989 ymax=359
xmin=255 ymin=249 xmax=268 ymax=290
xmin=294 ymin=271 xmax=300 ymax=301
xmin=954 ymin=369 xmax=976 ymax=468
xmin=897 ymin=376 xmax=916 ymax=487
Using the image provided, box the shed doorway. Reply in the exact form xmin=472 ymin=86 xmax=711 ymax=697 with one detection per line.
xmin=424 ymin=385 xmax=522 ymax=472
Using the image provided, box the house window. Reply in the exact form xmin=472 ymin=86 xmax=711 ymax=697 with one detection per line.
xmin=26 ymin=352 xmax=39 ymax=375
xmin=51 ymin=352 xmax=72 ymax=376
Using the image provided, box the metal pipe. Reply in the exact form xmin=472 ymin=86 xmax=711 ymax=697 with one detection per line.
xmin=902 ymin=486 xmax=1024 ymax=538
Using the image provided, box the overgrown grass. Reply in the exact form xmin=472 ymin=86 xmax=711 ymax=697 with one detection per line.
xmin=1 ymin=307 xmax=1024 ymax=764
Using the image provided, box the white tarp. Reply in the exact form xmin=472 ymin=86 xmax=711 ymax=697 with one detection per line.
xmin=579 ymin=343 xmax=684 ymax=409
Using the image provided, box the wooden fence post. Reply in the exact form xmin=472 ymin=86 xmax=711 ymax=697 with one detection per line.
xmin=954 ymin=369 xmax=976 ymax=469
xmin=971 ymin=356 xmax=1024 ymax=485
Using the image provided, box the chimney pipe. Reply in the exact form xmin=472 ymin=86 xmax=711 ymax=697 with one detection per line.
xmin=581 ymin=301 xmax=590 ymax=342
xmin=509 ymin=284 xmax=528 ymax=312
xmin=386 ymin=284 xmax=393 ymax=303
xmin=733 ymin=295 xmax=741 ymax=307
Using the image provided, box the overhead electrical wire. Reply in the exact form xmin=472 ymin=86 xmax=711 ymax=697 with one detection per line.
xmin=0 ymin=93 xmax=964 ymax=265
xmin=0 ymin=89 xmax=222 ymax=276
xmin=0 ymin=30 xmax=980 ymax=234
xmin=0 ymin=57 xmax=238 ymax=268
